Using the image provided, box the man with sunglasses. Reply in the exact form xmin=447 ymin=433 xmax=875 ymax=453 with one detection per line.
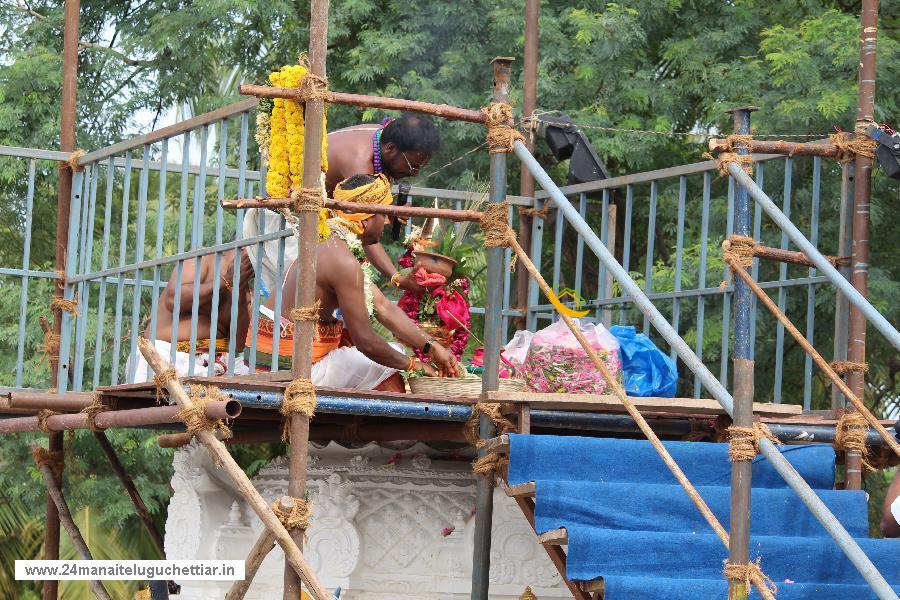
xmin=245 ymin=112 xmax=440 ymax=297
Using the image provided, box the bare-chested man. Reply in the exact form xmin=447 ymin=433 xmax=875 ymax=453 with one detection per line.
xmin=270 ymin=173 xmax=461 ymax=392
xmin=126 ymin=249 xmax=255 ymax=382
xmin=245 ymin=112 xmax=439 ymax=297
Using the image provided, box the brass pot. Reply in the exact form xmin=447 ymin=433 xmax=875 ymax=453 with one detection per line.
xmin=414 ymin=251 xmax=457 ymax=279
xmin=419 ymin=322 xmax=456 ymax=348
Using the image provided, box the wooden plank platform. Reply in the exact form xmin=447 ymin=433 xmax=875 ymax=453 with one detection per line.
xmin=504 ymin=482 xmax=536 ymax=498
xmin=485 ymin=391 xmax=802 ymax=417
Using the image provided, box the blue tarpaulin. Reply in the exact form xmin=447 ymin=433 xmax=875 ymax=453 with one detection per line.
xmin=507 ymin=434 xmax=900 ymax=599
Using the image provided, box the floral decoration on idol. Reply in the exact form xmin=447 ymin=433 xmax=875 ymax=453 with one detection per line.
xmin=398 ymin=218 xmax=477 ymax=361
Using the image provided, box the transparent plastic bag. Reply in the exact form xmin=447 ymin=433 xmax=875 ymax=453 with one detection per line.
xmin=523 ymin=319 xmax=621 ymax=394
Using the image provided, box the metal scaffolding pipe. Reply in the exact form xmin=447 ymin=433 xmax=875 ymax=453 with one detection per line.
xmin=222 ymin=197 xmax=484 ymax=221
xmin=8 ymin=392 xmax=94 ymax=411
xmin=0 ymin=400 xmax=241 ymax=434
xmin=513 ymin=139 xmax=896 ymax=600
xmin=726 ymin=162 xmax=900 ymax=353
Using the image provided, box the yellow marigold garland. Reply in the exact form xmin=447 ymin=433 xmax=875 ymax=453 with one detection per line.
xmin=263 ymin=63 xmax=330 ymax=240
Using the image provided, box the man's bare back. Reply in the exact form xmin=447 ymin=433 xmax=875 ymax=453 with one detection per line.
xmin=149 ymin=249 xmax=254 ymax=350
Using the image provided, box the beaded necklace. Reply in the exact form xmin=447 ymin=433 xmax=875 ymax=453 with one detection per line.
xmin=372 ymin=128 xmax=383 ymax=174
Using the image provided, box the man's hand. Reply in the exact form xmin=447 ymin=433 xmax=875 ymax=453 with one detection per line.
xmin=416 ymin=359 xmax=439 ymax=377
xmin=396 ymin=271 xmax=427 ymax=295
xmin=429 ymin=343 xmax=462 ymax=378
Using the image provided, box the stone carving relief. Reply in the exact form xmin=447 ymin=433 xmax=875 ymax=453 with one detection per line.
xmin=165 ymin=441 xmax=568 ymax=598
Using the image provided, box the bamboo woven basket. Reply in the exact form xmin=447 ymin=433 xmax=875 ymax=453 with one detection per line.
xmin=408 ymin=375 xmax=527 ymax=397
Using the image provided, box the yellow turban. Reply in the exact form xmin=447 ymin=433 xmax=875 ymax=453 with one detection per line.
xmin=331 ymin=173 xmax=394 ymax=234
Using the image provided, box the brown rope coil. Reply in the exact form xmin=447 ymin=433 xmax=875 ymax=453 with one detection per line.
xmin=81 ymin=392 xmax=111 ymax=431
xmin=829 ymin=360 xmax=868 ymax=377
xmin=153 ymin=367 xmax=177 ymax=405
xmin=272 ymin=497 xmax=313 ymax=530
xmin=290 ymin=300 xmax=321 ymax=323
xmin=480 ymin=202 xmax=513 ymax=248
xmin=41 ymin=330 xmax=61 ymax=363
xmin=36 ymin=409 xmax=59 ymax=434
xmin=519 ymin=205 xmax=550 ymax=220
xmin=463 ymin=402 xmax=516 ymax=448
xmin=482 ymin=102 xmax=525 ymax=154
xmin=178 ymin=385 xmax=232 ymax=438
xmin=473 ymin=453 xmax=509 ymax=479
xmin=282 ymin=378 xmax=317 ymax=441
xmin=722 ymin=235 xmax=756 ymax=270
xmin=834 ymin=411 xmax=872 ymax=471
xmin=704 ymin=134 xmax=755 ymax=177
xmin=296 ymin=73 xmax=329 ymax=103
xmin=829 ymin=132 xmax=877 ymax=162
xmin=727 ymin=422 xmax=780 ymax=462
xmin=64 ymin=149 xmax=85 ymax=172
xmin=50 ymin=296 xmax=79 ymax=315
xmin=723 ymin=558 xmax=777 ymax=598
xmin=32 ymin=446 xmax=66 ymax=480
xmin=291 ymin=187 xmax=323 ymax=213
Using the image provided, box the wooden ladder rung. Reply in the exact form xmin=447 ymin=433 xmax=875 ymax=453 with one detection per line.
xmin=504 ymin=482 xmax=535 ymax=498
xmin=537 ymin=527 xmax=568 ymax=545
xmin=577 ymin=577 xmax=604 ymax=593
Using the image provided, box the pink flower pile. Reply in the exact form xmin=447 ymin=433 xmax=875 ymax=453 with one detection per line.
xmin=523 ymin=344 xmax=621 ymax=394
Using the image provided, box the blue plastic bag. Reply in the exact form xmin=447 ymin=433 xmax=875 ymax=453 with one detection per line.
xmin=609 ymin=325 xmax=678 ymax=397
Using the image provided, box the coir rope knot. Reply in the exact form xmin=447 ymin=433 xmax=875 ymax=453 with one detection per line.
xmin=32 ymin=446 xmax=66 ymax=480
xmin=281 ymin=378 xmax=317 ymax=441
xmin=834 ymin=411 xmax=871 ymax=471
xmin=291 ymin=187 xmax=323 ymax=214
xmin=723 ymin=558 xmax=777 ymax=598
xmin=482 ymin=102 xmax=525 ymax=154
xmin=178 ymin=385 xmax=233 ymax=438
xmin=829 ymin=360 xmax=868 ymax=377
xmin=727 ymin=422 xmax=780 ymax=462
xmin=296 ymin=73 xmax=329 ymax=103
xmin=272 ymin=496 xmax=313 ymax=530
xmin=480 ymin=202 xmax=513 ymax=248
xmin=81 ymin=392 xmax=111 ymax=431
xmin=290 ymin=300 xmax=321 ymax=323
xmin=153 ymin=367 xmax=178 ymax=405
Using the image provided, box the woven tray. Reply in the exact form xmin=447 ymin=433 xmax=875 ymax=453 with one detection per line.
xmin=408 ymin=376 xmax=527 ymax=397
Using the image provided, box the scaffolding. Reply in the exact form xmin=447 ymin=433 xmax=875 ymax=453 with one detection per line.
xmin=1 ymin=0 xmax=898 ymax=599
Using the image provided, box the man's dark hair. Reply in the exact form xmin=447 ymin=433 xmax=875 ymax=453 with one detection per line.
xmin=341 ymin=173 xmax=377 ymax=189
xmin=380 ymin=113 xmax=441 ymax=154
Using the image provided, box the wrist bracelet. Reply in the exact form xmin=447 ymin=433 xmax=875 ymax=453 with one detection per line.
xmin=406 ymin=355 xmax=416 ymax=372
xmin=390 ymin=272 xmax=402 ymax=288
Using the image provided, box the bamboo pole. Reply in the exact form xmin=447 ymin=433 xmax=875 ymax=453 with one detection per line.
xmin=0 ymin=400 xmax=240 ymax=434
xmin=92 ymin=431 xmax=166 ymax=556
xmin=136 ymin=338 xmax=330 ymax=600
xmin=708 ymin=138 xmax=841 ymax=158
xmin=32 ymin=443 xmax=112 ymax=600
xmin=222 ymin=197 xmax=484 ymax=222
xmin=846 ymin=0 xmax=880 ymax=491
xmin=282 ymin=2 xmax=329 ymax=597
xmin=239 ymin=85 xmax=485 ymax=124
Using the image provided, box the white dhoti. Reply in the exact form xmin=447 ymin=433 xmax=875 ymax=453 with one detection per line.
xmin=125 ymin=339 xmax=250 ymax=384
xmin=243 ymin=208 xmax=298 ymax=299
xmin=311 ymin=343 xmax=402 ymax=390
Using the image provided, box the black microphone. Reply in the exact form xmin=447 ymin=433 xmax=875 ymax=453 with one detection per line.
xmin=392 ymin=182 xmax=411 ymax=241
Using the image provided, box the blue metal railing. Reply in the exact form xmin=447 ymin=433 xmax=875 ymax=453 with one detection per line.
xmin=0 ymin=101 xmax=847 ymax=405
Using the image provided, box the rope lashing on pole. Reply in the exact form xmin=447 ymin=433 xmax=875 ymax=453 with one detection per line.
xmin=727 ymin=422 xmax=780 ymax=463
xmin=291 ymin=188 xmax=324 ymax=214
xmin=281 ymin=378 xmax=317 ymax=441
xmin=153 ymin=367 xmax=177 ymax=405
xmin=464 ymin=403 xmax=515 ymax=478
xmin=179 ymin=386 xmax=233 ymax=439
xmin=272 ymin=496 xmax=314 ymax=531
xmin=290 ymin=299 xmax=321 ymax=324
xmin=482 ymin=103 xmax=525 ymax=154
xmin=720 ymin=235 xmax=756 ymax=287
xmin=723 ymin=559 xmax=778 ymax=598
xmin=704 ymin=134 xmax=754 ymax=176
xmin=834 ymin=412 xmax=873 ymax=471
xmin=296 ymin=73 xmax=329 ymax=103
xmin=829 ymin=130 xmax=878 ymax=162
xmin=50 ymin=296 xmax=79 ymax=315
xmin=64 ymin=149 xmax=85 ymax=172
xmin=32 ymin=446 xmax=65 ymax=481
xmin=41 ymin=331 xmax=61 ymax=364
xmin=724 ymin=255 xmax=900 ymax=460
xmin=36 ymin=409 xmax=60 ymax=434
xmin=829 ymin=361 xmax=869 ymax=377
xmin=81 ymin=393 xmax=112 ymax=432
xmin=476 ymin=215 xmax=779 ymax=599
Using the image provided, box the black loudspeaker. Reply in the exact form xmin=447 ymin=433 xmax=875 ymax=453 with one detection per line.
xmin=867 ymin=124 xmax=900 ymax=181
xmin=538 ymin=114 xmax=609 ymax=185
